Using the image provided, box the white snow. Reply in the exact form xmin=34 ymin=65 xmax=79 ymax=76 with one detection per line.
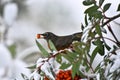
xmin=3 ymin=3 xmax=18 ymax=26
xmin=41 ymin=62 xmax=55 ymax=80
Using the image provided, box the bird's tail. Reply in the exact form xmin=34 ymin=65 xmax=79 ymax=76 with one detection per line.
xmin=72 ymin=32 xmax=83 ymax=41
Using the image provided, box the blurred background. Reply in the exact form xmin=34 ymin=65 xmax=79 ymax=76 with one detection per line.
xmin=0 ymin=0 xmax=120 ymax=79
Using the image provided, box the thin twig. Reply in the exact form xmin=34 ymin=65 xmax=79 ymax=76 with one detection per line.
xmin=88 ymin=36 xmax=117 ymax=44
xmin=101 ymin=14 xmax=120 ymax=27
xmin=107 ymin=24 xmax=120 ymax=45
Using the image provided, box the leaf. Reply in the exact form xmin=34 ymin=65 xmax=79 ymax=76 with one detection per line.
xmin=100 ymin=27 xmax=107 ymax=33
xmin=73 ymin=42 xmax=82 ymax=53
xmin=36 ymin=40 xmax=50 ymax=57
xmin=105 ymin=43 xmax=111 ymax=51
xmin=60 ymin=63 xmax=71 ymax=69
xmin=81 ymin=23 xmax=84 ymax=31
xmin=113 ymin=45 xmax=117 ymax=50
xmin=26 ymin=64 xmax=36 ymax=69
xmin=84 ymin=6 xmax=103 ymax=19
xmin=48 ymin=40 xmax=57 ymax=51
xmin=89 ymin=31 xmax=96 ymax=38
xmin=66 ymin=51 xmax=77 ymax=60
xmin=103 ymin=3 xmax=111 ymax=12
xmin=99 ymin=0 xmax=105 ymax=6
xmin=21 ymin=73 xmax=29 ymax=80
xmin=93 ymin=39 xmax=103 ymax=46
xmin=94 ymin=63 xmax=101 ymax=72
xmin=83 ymin=62 xmax=89 ymax=72
xmin=83 ymin=1 xmax=94 ymax=6
xmin=117 ymin=4 xmax=120 ymax=11
xmin=92 ymin=39 xmax=105 ymax=55
xmin=85 ymin=14 xmax=88 ymax=26
xmin=62 ymin=54 xmax=73 ymax=63
xmin=90 ymin=47 xmax=98 ymax=65
xmin=8 ymin=44 xmax=16 ymax=58
xmin=72 ymin=61 xmax=80 ymax=78
xmin=77 ymin=70 xmax=85 ymax=78
xmin=93 ymin=11 xmax=103 ymax=19
xmin=72 ymin=65 xmax=77 ymax=78
xmin=95 ymin=24 xmax=102 ymax=36
xmin=98 ymin=44 xmax=104 ymax=55
xmin=56 ymin=54 xmax=62 ymax=63
xmin=85 ymin=5 xmax=99 ymax=14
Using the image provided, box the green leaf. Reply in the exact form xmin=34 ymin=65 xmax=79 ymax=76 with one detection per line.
xmin=72 ymin=61 xmax=80 ymax=78
xmin=8 ymin=44 xmax=16 ymax=58
xmin=94 ymin=63 xmax=101 ymax=72
xmin=113 ymin=45 xmax=117 ymax=50
xmin=98 ymin=44 xmax=104 ymax=55
xmin=66 ymin=51 xmax=78 ymax=60
xmin=60 ymin=63 xmax=71 ymax=69
xmin=93 ymin=39 xmax=103 ymax=46
xmin=85 ymin=14 xmax=88 ymax=26
xmin=62 ymin=54 xmax=73 ymax=63
xmin=83 ymin=1 xmax=94 ymax=6
xmin=95 ymin=24 xmax=102 ymax=36
xmin=81 ymin=23 xmax=84 ymax=31
xmin=103 ymin=3 xmax=111 ymax=12
xmin=72 ymin=65 xmax=77 ymax=78
xmin=36 ymin=40 xmax=50 ymax=57
xmin=85 ymin=5 xmax=99 ymax=14
xmin=89 ymin=31 xmax=96 ymax=38
xmin=99 ymin=0 xmax=105 ymax=6
xmin=73 ymin=42 xmax=82 ymax=53
xmin=84 ymin=6 xmax=103 ymax=19
xmin=92 ymin=11 xmax=103 ymax=19
xmin=48 ymin=40 xmax=57 ymax=51
xmin=90 ymin=47 xmax=98 ymax=65
xmin=26 ymin=64 xmax=36 ymax=69
xmin=56 ymin=54 xmax=62 ymax=63
xmin=117 ymin=4 xmax=120 ymax=11
xmin=77 ymin=70 xmax=85 ymax=78
xmin=21 ymin=73 xmax=29 ymax=80
xmin=83 ymin=61 xmax=89 ymax=71
xmin=92 ymin=39 xmax=104 ymax=55
xmin=105 ymin=43 xmax=111 ymax=51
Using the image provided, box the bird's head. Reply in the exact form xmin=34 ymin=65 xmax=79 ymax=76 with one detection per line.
xmin=37 ymin=32 xmax=57 ymax=40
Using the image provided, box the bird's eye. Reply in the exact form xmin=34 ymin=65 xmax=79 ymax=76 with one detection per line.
xmin=43 ymin=32 xmax=50 ymax=37
xmin=45 ymin=33 xmax=49 ymax=37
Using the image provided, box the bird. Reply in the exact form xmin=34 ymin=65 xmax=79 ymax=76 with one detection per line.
xmin=36 ymin=32 xmax=83 ymax=51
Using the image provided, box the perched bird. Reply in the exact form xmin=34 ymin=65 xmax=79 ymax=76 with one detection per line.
xmin=37 ymin=32 xmax=82 ymax=51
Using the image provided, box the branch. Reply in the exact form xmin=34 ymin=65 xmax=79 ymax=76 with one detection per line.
xmin=101 ymin=14 xmax=120 ymax=27
xmin=101 ymin=14 xmax=120 ymax=46
xmin=107 ymin=24 xmax=120 ymax=45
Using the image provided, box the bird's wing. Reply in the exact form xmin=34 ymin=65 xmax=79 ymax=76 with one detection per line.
xmin=55 ymin=36 xmax=72 ymax=49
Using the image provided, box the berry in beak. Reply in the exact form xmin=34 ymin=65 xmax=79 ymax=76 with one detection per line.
xmin=36 ymin=34 xmax=44 ymax=39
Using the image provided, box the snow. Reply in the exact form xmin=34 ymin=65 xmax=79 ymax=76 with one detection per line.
xmin=3 ymin=2 xmax=18 ymax=26
xmin=109 ymin=56 xmax=120 ymax=73
xmin=41 ymin=62 xmax=55 ymax=80
xmin=33 ymin=57 xmax=56 ymax=80
xmin=52 ymin=50 xmax=58 ymax=55
xmin=33 ymin=72 xmax=41 ymax=80
xmin=48 ymin=57 xmax=55 ymax=68
xmin=0 ymin=43 xmax=30 ymax=80
xmin=36 ymin=58 xmax=46 ymax=67
xmin=0 ymin=44 xmax=12 ymax=67
xmin=96 ymin=73 xmax=100 ymax=80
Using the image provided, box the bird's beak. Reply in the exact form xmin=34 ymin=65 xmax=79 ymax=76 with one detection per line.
xmin=36 ymin=34 xmax=44 ymax=39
